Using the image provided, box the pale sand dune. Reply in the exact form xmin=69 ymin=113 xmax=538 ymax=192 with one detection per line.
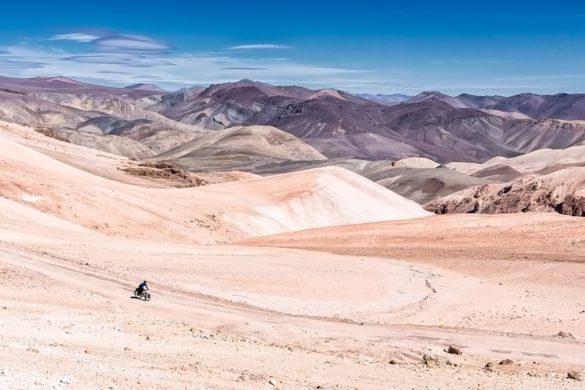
xmin=482 ymin=145 xmax=585 ymax=173
xmin=392 ymin=156 xmax=440 ymax=169
xmin=0 ymin=123 xmax=428 ymax=244
xmin=204 ymin=167 xmax=430 ymax=236
xmin=448 ymin=144 xmax=585 ymax=175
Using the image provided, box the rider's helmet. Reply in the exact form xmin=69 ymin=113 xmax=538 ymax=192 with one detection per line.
xmin=143 ymin=280 xmax=147 ymax=284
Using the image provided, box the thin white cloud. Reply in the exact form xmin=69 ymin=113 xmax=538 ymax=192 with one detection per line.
xmin=48 ymin=33 xmax=100 ymax=43
xmin=227 ymin=44 xmax=293 ymax=50
xmin=62 ymin=53 xmax=175 ymax=67
xmin=95 ymin=35 xmax=172 ymax=53
xmin=47 ymin=32 xmax=172 ymax=54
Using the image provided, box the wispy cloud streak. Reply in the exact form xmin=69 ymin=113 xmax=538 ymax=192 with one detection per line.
xmin=48 ymin=33 xmax=100 ymax=43
xmin=227 ymin=44 xmax=293 ymax=50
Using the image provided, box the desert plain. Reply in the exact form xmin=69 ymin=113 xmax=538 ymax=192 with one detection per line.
xmin=0 ymin=118 xmax=584 ymax=390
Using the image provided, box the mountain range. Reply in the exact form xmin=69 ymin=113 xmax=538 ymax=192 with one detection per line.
xmin=4 ymin=75 xmax=585 ymax=163
xmin=3 ymin=74 xmax=585 ymax=210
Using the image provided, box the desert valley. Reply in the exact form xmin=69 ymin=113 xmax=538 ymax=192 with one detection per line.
xmin=0 ymin=73 xmax=584 ymax=389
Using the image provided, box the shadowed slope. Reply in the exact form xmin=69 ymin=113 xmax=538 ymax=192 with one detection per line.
xmin=155 ymin=125 xmax=326 ymax=171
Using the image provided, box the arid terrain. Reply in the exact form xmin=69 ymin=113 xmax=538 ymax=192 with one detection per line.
xmin=1 ymin=0 xmax=585 ymax=387
xmin=1 ymin=106 xmax=585 ymax=390
xmin=4 ymin=0 xmax=585 ymax=385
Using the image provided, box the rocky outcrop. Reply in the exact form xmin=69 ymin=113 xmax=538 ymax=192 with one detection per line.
xmin=554 ymin=195 xmax=585 ymax=217
xmin=121 ymin=162 xmax=207 ymax=187
xmin=426 ymin=167 xmax=585 ymax=217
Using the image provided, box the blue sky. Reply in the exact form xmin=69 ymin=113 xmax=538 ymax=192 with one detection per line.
xmin=0 ymin=1 xmax=584 ymax=95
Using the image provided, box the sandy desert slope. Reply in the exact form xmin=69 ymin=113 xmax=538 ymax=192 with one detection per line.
xmin=1 ymin=198 xmax=585 ymax=389
xmin=245 ymin=212 xmax=585 ymax=269
xmin=0 ymin=122 xmax=428 ymax=245
xmin=447 ymin=144 xmax=585 ymax=176
xmin=1 ymin=122 xmax=584 ymax=388
xmin=156 ymin=125 xmax=327 ymax=168
xmin=245 ymin=214 xmax=585 ymax=352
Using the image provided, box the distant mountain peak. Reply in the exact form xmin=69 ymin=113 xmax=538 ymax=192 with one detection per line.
xmin=311 ymin=88 xmax=346 ymax=100
xmin=416 ymin=91 xmax=450 ymax=98
xmin=230 ymin=79 xmax=270 ymax=87
xmin=203 ymin=79 xmax=269 ymax=93
xmin=408 ymin=91 xmax=468 ymax=108
xmin=124 ymin=83 xmax=167 ymax=92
